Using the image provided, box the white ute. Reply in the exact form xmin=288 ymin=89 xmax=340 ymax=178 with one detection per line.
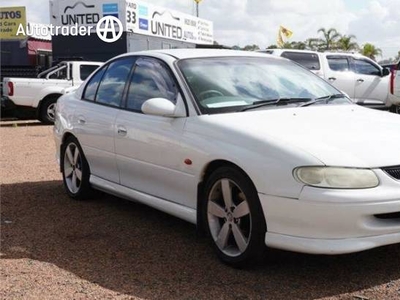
xmin=3 ymin=61 xmax=103 ymax=124
xmin=260 ymin=49 xmax=394 ymax=112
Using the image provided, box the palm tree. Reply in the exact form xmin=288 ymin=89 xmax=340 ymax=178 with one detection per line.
xmin=318 ymin=27 xmax=340 ymax=50
xmin=395 ymin=50 xmax=400 ymax=62
xmin=360 ymin=43 xmax=382 ymax=60
xmin=337 ymin=35 xmax=359 ymax=51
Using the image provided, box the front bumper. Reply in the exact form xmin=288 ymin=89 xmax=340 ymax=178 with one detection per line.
xmin=260 ymin=169 xmax=400 ymax=254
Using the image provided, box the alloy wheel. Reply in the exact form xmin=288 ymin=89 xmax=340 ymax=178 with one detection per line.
xmin=63 ymin=143 xmax=83 ymax=194
xmin=47 ymin=103 xmax=56 ymax=121
xmin=207 ymin=178 xmax=252 ymax=257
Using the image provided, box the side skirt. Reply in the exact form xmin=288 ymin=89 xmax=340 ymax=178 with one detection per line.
xmin=90 ymin=175 xmax=197 ymax=224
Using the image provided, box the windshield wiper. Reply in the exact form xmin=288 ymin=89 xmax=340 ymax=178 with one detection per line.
xmin=299 ymin=93 xmax=346 ymax=107
xmin=240 ymin=97 xmax=312 ymax=111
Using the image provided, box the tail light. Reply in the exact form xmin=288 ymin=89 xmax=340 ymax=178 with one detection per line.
xmin=7 ymin=81 xmax=14 ymax=96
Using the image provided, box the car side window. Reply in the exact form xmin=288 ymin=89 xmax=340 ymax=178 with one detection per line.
xmin=82 ymin=66 xmax=107 ymax=101
xmin=327 ymin=57 xmax=350 ymax=71
xmin=353 ymin=59 xmax=381 ymax=76
xmin=126 ymin=58 xmax=178 ymax=112
xmin=96 ymin=58 xmax=135 ymax=107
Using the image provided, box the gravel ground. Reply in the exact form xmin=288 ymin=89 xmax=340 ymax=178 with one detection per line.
xmin=1 ymin=122 xmax=400 ymax=300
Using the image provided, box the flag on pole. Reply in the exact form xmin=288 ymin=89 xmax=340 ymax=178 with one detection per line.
xmin=277 ymin=32 xmax=284 ymax=47
xmin=280 ymin=26 xmax=293 ymax=38
xmin=277 ymin=25 xmax=293 ymax=47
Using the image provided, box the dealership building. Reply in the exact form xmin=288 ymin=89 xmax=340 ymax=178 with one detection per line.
xmin=49 ymin=0 xmax=214 ymax=61
xmin=0 ymin=0 xmax=213 ymax=70
xmin=0 ymin=7 xmax=52 ymax=68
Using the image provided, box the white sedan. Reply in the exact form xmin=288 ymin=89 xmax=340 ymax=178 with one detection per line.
xmin=54 ymin=49 xmax=400 ymax=267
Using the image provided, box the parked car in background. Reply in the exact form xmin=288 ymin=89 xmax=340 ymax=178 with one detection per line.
xmin=259 ymin=49 xmax=323 ymax=76
xmin=2 ymin=61 xmax=103 ymax=124
xmin=260 ymin=49 xmax=394 ymax=112
xmin=385 ymin=61 xmax=400 ymax=113
xmin=54 ymin=49 xmax=400 ymax=267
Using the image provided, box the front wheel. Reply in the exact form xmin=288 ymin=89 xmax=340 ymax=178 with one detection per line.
xmin=61 ymin=136 xmax=92 ymax=200
xmin=203 ymin=166 xmax=266 ymax=267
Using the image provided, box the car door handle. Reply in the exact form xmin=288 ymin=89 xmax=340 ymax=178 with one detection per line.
xmin=117 ymin=126 xmax=127 ymax=136
xmin=357 ymin=78 xmax=364 ymax=83
xmin=328 ymin=77 xmax=336 ymax=81
xmin=77 ymin=116 xmax=86 ymax=124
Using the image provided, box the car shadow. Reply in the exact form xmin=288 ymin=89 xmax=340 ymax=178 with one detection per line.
xmin=1 ymin=180 xmax=399 ymax=299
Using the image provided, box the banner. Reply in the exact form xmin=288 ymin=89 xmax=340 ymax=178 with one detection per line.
xmin=126 ymin=0 xmax=213 ymax=44
xmin=50 ymin=0 xmax=213 ymax=44
xmin=0 ymin=6 xmax=27 ymax=39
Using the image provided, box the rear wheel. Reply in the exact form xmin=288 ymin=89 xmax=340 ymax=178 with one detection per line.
xmin=389 ymin=105 xmax=400 ymax=114
xmin=61 ymin=136 xmax=92 ymax=200
xmin=39 ymin=96 xmax=59 ymax=124
xmin=203 ymin=166 xmax=266 ymax=267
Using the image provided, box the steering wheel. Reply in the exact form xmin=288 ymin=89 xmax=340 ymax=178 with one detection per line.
xmin=198 ymin=90 xmax=224 ymax=100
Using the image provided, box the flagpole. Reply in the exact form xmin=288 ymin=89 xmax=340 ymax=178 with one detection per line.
xmin=194 ymin=0 xmax=201 ymax=17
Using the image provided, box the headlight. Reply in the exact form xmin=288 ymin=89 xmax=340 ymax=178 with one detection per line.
xmin=294 ymin=167 xmax=379 ymax=189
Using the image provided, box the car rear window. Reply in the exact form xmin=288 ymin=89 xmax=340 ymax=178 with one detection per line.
xmin=80 ymin=65 xmax=100 ymax=81
xmin=281 ymin=52 xmax=321 ymax=71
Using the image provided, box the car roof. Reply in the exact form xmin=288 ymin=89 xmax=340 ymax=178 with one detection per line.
xmin=258 ymin=49 xmax=319 ymax=55
xmin=115 ymin=48 xmax=283 ymax=60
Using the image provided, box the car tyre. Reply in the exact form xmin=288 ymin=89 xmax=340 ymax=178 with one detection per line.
xmin=202 ymin=166 xmax=266 ymax=268
xmin=39 ymin=96 xmax=59 ymax=124
xmin=61 ymin=136 xmax=92 ymax=200
xmin=389 ymin=105 xmax=400 ymax=114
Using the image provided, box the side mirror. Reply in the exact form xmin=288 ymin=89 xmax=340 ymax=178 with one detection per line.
xmin=382 ymin=68 xmax=390 ymax=77
xmin=141 ymin=98 xmax=177 ymax=117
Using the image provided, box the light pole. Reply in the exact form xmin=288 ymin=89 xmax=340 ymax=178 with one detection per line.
xmin=194 ymin=0 xmax=202 ymax=17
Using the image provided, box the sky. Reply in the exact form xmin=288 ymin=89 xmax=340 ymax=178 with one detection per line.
xmin=2 ymin=0 xmax=399 ymax=60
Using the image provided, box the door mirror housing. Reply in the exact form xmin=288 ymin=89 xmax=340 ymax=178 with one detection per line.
xmin=141 ymin=98 xmax=179 ymax=117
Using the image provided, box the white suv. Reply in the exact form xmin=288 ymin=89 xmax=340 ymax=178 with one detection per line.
xmin=388 ymin=61 xmax=400 ymax=113
xmin=260 ymin=49 xmax=393 ymax=111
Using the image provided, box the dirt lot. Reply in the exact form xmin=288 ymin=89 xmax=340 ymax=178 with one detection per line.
xmin=1 ymin=122 xmax=399 ymax=300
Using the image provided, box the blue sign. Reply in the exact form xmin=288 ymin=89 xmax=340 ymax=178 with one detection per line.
xmin=138 ymin=5 xmax=148 ymax=17
xmin=139 ymin=18 xmax=148 ymax=30
xmin=103 ymin=3 xmax=118 ymax=18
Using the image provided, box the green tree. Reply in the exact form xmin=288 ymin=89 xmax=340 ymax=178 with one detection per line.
xmin=266 ymin=44 xmax=278 ymax=49
xmin=305 ymin=38 xmax=323 ymax=51
xmin=318 ymin=27 xmax=340 ymax=50
xmin=360 ymin=43 xmax=382 ymax=60
xmin=289 ymin=41 xmax=307 ymax=50
xmin=243 ymin=44 xmax=260 ymax=51
xmin=337 ymin=34 xmax=359 ymax=51
xmin=395 ymin=50 xmax=400 ymax=61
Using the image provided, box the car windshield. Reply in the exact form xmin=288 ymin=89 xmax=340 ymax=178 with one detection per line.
xmin=177 ymin=57 xmax=351 ymax=114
